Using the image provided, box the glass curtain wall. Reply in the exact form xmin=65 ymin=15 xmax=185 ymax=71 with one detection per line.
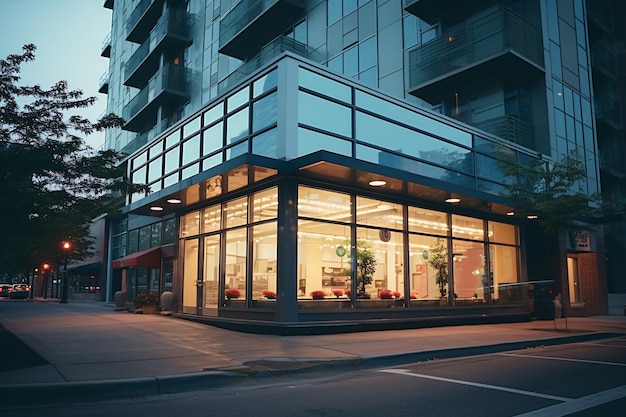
xmin=180 ymin=187 xmax=278 ymax=313
xmin=297 ymin=185 xmax=522 ymax=309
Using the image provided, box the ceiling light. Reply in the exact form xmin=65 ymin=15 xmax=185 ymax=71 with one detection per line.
xmin=445 ymin=198 xmax=461 ymax=204
xmin=150 ymin=206 xmax=164 ymax=211
xmin=527 ymin=215 xmax=538 ymax=219
xmin=167 ymin=198 xmax=182 ymax=204
xmin=369 ymin=180 xmax=387 ymax=187
xmin=506 ymin=211 xmax=515 ymax=216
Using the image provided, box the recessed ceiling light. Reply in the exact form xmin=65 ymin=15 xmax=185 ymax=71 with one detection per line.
xmin=150 ymin=206 xmax=164 ymax=211
xmin=369 ymin=180 xmax=387 ymax=187
xmin=527 ymin=215 xmax=538 ymax=219
xmin=167 ymin=198 xmax=182 ymax=204
xmin=507 ymin=211 xmax=515 ymax=216
xmin=445 ymin=198 xmax=461 ymax=204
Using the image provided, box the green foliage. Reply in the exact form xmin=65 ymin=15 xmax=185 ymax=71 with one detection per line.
xmin=497 ymin=149 xmax=602 ymax=233
xmin=355 ymin=240 xmax=377 ymax=297
xmin=0 ymin=44 xmax=149 ymax=275
xmin=428 ymin=239 xmax=448 ymax=297
xmin=133 ymin=291 xmax=158 ymax=307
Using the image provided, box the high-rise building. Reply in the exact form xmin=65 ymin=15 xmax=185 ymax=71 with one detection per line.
xmin=99 ymin=0 xmax=610 ymax=330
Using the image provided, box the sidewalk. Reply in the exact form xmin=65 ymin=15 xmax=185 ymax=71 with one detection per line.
xmin=0 ymin=298 xmax=624 ymax=405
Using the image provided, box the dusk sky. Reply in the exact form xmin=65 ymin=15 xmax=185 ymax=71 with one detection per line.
xmin=0 ymin=0 xmax=113 ymax=149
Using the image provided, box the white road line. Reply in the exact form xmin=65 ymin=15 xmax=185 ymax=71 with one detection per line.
xmin=512 ymin=385 xmax=626 ymax=417
xmin=378 ymin=369 xmax=571 ymax=402
xmin=500 ymin=353 xmax=626 ymax=367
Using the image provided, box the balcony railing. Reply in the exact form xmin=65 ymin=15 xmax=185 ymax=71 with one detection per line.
xmin=218 ymin=35 xmax=307 ymax=95
xmin=101 ymin=32 xmax=111 ymax=58
xmin=126 ymin=0 xmax=164 ymax=43
xmin=123 ymin=64 xmax=190 ymax=132
xmin=121 ymin=119 xmax=170 ymax=156
xmin=98 ymin=70 xmax=109 ymax=94
xmin=408 ymin=9 xmax=543 ymax=98
xmin=124 ymin=9 xmax=193 ymax=88
xmin=219 ymin=0 xmax=305 ymax=60
xmin=471 ymin=115 xmax=536 ymax=150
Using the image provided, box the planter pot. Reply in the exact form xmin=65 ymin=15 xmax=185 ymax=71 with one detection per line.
xmin=114 ymin=291 xmax=127 ymax=311
xmin=141 ymin=304 xmax=157 ymax=314
xmin=160 ymin=291 xmax=174 ymax=315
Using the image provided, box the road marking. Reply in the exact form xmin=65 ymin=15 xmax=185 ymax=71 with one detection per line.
xmin=500 ymin=353 xmax=626 ymax=367
xmin=512 ymin=385 xmax=626 ymax=417
xmin=378 ymin=369 xmax=571 ymax=402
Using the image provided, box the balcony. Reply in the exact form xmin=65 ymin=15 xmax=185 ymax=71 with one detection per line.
xmin=124 ymin=9 xmax=193 ymax=88
xmin=219 ymin=0 xmax=306 ymax=61
xmin=101 ymin=32 xmax=111 ymax=58
xmin=471 ymin=115 xmax=536 ymax=150
xmin=407 ymin=9 xmax=544 ymax=103
xmin=123 ymin=64 xmax=190 ymax=132
xmin=103 ymin=0 xmax=114 ymax=10
xmin=404 ymin=0 xmax=490 ymax=25
xmin=98 ymin=70 xmax=109 ymax=94
xmin=218 ymin=35 xmax=308 ymax=95
xmin=126 ymin=0 xmax=164 ymax=43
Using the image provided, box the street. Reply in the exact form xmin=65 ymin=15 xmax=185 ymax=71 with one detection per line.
xmin=3 ymin=335 xmax=625 ymax=417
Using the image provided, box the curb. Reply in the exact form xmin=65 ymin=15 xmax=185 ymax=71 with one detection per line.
xmin=0 ymin=331 xmax=619 ymax=407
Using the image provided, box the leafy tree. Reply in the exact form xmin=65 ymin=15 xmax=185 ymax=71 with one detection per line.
xmin=0 ymin=44 xmax=147 ymax=276
xmin=428 ymin=239 xmax=448 ymax=298
xmin=355 ymin=240 xmax=377 ymax=298
xmin=497 ymin=149 xmax=602 ymax=233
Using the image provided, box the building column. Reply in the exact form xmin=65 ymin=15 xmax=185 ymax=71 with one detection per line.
xmin=275 ymin=177 xmax=298 ymax=322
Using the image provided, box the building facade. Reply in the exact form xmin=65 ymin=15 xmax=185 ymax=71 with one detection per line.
xmin=100 ymin=0 xmax=609 ymax=330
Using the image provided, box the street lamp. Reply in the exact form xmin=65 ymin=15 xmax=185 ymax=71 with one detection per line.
xmin=60 ymin=241 xmax=71 ymax=303
xmin=42 ymin=263 xmax=50 ymax=299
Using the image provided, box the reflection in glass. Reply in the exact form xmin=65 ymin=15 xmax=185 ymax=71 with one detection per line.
xmin=226 ymin=108 xmax=249 ymax=144
xmin=298 ymin=92 xmax=352 ymax=138
xmin=295 ymin=127 xmax=352 ymax=158
xmin=203 ymin=234 xmax=220 ymax=308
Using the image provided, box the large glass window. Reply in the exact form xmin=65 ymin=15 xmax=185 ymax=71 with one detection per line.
xmin=224 ymin=197 xmax=248 ymax=228
xmin=298 ymin=91 xmax=352 ymax=138
xmin=251 ymin=222 xmax=277 ymax=302
xmin=356 ymin=197 xmax=403 ymax=231
xmin=225 ymin=228 xmax=247 ymax=301
xmin=452 ymin=239 xmax=486 ymax=302
xmin=298 ymin=186 xmax=351 ymax=222
xmin=297 ymin=220 xmax=352 ymax=301
xmin=356 ymin=227 xmax=404 ymax=302
xmin=182 ymin=238 xmax=199 ymax=314
xmin=409 ymin=235 xmax=448 ymax=302
xmin=408 ymin=207 xmax=448 ymax=236
xmin=203 ymin=234 xmax=220 ymax=308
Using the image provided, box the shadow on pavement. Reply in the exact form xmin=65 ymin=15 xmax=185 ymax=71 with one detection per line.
xmin=0 ymin=322 xmax=48 ymax=371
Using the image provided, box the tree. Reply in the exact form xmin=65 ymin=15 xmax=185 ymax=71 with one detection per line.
xmin=497 ymin=149 xmax=602 ymax=233
xmin=0 ymin=44 xmax=147 ymax=276
xmin=428 ymin=239 xmax=448 ymax=298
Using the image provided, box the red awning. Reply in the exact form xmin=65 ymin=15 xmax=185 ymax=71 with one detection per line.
xmin=112 ymin=248 xmax=161 ymax=269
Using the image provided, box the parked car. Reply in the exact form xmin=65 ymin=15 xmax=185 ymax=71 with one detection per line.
xmin=0 ymin=284 xmax=11 ymax=297
xmin=9 ymin=284 xmax=30 ymax=299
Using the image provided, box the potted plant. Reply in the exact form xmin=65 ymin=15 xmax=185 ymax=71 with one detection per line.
xmin=133 ymin=290 xmax=158 ymax=314
xmin=332 ymin=289 xmax=343 ymax=298
xmin=355 ymin=240 xmax=376 ymax=299
xmin=225 ymin=288 xmax=241 ymax=299
xmin=428 ymin=239 xmax=449 ymax=305
xmin=262 ymin=290 xmax=276 ymax=299
xmin=379 ymin=290 xmax=393 ymax=299
xmin=310 ymin=290 xmax=326 ymax=300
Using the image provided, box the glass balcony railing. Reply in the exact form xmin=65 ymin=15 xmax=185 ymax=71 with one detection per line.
xmin=471 ymin=115 xmax=536 ymax=150
xmin=126 ymin=0 xmax=164 ymax=43
xmin=218 ymin=35 xmax=307 ymax=95
xmin=124 ymin=9 xmax=193 ymax=88
xmin=219 ymin=0 xmax=305 ymax=60
xmin=408 ymin=9 xmax=543 ymax=93
xmin=98 ymin=70 xmax=110 ymax=94
xmin=101 ymin=32 xmax=111 ymax=58
xmin=123 ymin=64 xmax=190 ymax=131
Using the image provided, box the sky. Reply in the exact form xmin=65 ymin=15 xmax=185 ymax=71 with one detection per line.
xmin=0 ymin=0 xmax=113 ymax=149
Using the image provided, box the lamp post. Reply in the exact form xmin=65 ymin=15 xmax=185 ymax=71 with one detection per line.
xmin=42 ymin=263 xmax=50 ymax=299
xmin=60 ymin=241 xmax=71 ymax=303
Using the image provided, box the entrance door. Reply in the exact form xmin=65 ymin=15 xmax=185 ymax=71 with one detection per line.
xmin=567 ymin=255 xmax=581 ymax=304
xmin=182 ymin=238 xmax=200 ymax=314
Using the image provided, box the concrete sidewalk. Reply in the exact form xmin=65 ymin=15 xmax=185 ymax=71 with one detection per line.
xmin=0 ymin=298 xmax=624 ymax=405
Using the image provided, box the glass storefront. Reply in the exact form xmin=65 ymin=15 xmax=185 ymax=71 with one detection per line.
xmin=178 ymin=183 xmax=522 ymax=316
